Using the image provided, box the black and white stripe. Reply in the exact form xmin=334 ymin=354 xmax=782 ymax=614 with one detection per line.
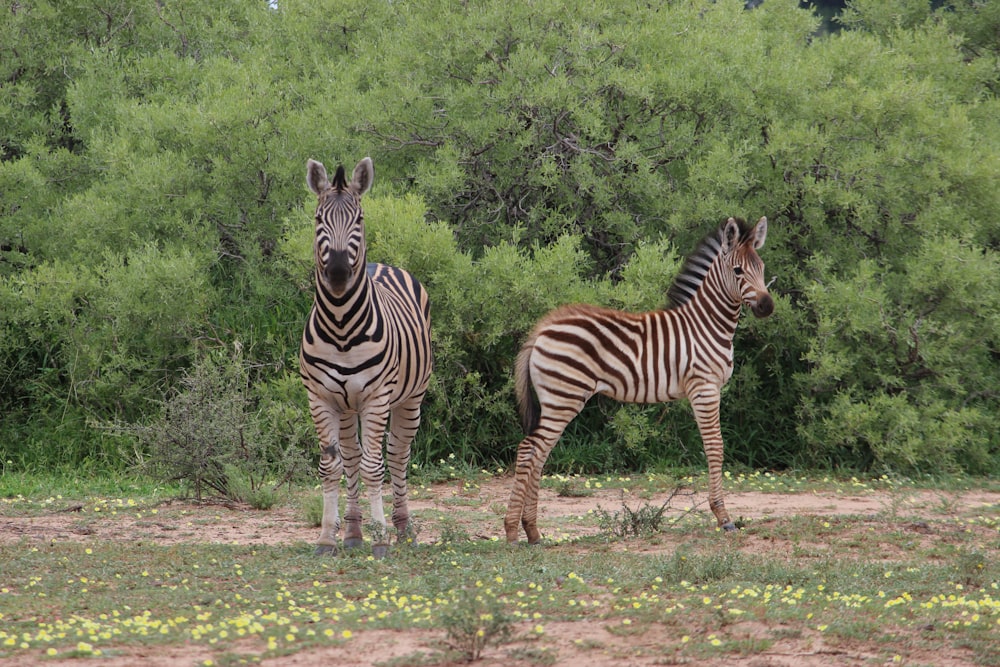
xmin=506 ymin=217 xmax=773 ymax=544
xmin=300 ymin=157 xmax=432 ymax=557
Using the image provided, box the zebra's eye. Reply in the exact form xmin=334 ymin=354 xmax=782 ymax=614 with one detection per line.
xmin=733 ymin=266 xmax=744 ymax=277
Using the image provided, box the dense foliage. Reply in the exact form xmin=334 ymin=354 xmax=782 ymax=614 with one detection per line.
xmin=2 ymin=0 xmax=999 ymax=477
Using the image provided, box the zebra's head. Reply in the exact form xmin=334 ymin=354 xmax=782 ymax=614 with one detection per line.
xmin=721 ymin=216 xmax=774 ymax=319
xmin=306 ymin=157 xmax=374 ymax=297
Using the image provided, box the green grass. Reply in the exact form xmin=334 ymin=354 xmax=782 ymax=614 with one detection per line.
xmin=0 ymin=470 xmax=998 ymax=665
xmin=0 ymin=470 xmax=180 ymax=501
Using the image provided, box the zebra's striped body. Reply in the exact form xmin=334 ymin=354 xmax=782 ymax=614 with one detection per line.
xmin=506 ymin=217 xmax=773 ymax=543
xmin=300 ymin=157 xmax=432 ymax=557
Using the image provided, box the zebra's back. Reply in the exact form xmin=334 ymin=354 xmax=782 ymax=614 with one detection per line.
xmin=368 ymin=262 xmax=433 ymax=400
xmin=517 ymin=304 xmax=700 ymax=414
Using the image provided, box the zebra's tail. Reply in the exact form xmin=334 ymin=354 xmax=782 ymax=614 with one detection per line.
xmin=514 ymin=334 xmax=540 ymax=435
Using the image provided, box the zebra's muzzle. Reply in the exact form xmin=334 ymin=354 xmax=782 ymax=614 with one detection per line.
xmin=324 ymin=250 xmax=353 ymax=293
xmin=750 ymin=293 xmax=774 ymax=318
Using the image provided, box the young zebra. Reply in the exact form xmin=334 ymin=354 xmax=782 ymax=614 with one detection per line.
xmin=300 ymin=157 xmax=433 ymax=557
xmin=506 ymin=216 xmax=774 ymax=544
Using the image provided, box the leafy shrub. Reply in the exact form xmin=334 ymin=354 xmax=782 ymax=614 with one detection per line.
xmin=797 ymin=237 xmax=1000 ymax=474
xmin=115 ymin=346 xmax=311 ymax=503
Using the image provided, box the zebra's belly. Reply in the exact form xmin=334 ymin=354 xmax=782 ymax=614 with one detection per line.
xmin=592 ymin=353 xmax=732 ymax=405
xmin=307 ymin=372 xmax=407 ymax=414
xmin=595 ymin=376 xmax=686 ymax=405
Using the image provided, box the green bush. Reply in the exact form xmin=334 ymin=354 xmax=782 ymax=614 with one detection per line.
xmin=2 ymin=0 xmax=1000 ymax=477
xmin=797 ymin=235 xmax=1000 ymax=474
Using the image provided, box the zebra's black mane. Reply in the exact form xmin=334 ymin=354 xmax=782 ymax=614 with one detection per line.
xmin=331 ymin=165 xmax=348 ymax=192
xmin=665 ymin=218 xmax=752 ymax=309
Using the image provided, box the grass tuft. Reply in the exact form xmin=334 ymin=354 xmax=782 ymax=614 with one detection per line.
xmin=594 ymin=487 xmax=698 ymax=539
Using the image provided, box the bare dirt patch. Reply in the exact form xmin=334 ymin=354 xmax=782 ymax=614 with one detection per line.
xmin=5 ymin=476 xmax=995 ymax=548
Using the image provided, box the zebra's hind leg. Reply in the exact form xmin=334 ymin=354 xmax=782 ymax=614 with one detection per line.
xmin=504 ymin=436 xmax=534 ymax=543
xmin=520 ymin=464 xmax=546 ymax=545
xmin=387 ymin=396 xmax=423 ymax=548
xmin=505 ymin=433 xmax=556 ymax=545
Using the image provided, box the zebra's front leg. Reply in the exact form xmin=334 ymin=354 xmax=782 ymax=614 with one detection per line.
xmin=386 ymin=396 xmax=423 ymax=546
xmin=361 ymin=408 xmax=392 ymax=558
xmin=308 ymin=399 xmax=344 ymax=555
xmin=689 ymin=384 xmax=736 ymax=531
xmin=338 ymin=414 xmax=366 ymax=550
xmin=316 ymin=440 xmax=344 ymax=555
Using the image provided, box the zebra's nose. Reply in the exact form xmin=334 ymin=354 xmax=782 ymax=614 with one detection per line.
xmin=751 ymin=293 xmax=774 ymax=318
xmin=325 ymin=250 xmax=352 ymax=290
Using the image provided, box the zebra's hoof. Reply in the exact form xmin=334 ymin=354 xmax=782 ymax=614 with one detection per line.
xmin=343 ymin=537 xmax=364 ymax=550
xmin=721 ymin=522 xmax=738 ymax=532
xmin=314 ymin=543 xmax=339 ymax=556
xmin=372 ymin=544 xmax=390 ymax=560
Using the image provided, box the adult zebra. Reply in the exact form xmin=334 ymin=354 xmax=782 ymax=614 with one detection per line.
xmin=506 ymin=217 xmax=774 ymax=544
xmin=300 ymin=157 xmax=432 ymax=557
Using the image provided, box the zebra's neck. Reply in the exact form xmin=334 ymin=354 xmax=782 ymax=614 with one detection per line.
xmin=671 ymin=259 xmax=743 ymax=341
xmin=666 ymin=233 xmax=722 ymax=307
xmin=665 ymin=229 xmax=743 ymax=335
xmin=686 ymin=279 xmax=742 ymax=335
xmin=313 ymin=270 xmax=377 ymax=339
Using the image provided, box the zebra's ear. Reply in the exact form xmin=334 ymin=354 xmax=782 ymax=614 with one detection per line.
xmin=721 ymin=217 xmax=741 ymax=254
xmin=752 ymin=216 xmax=768 ymax=249
xmin=351 ymin=157 xmax=374 ymax=197
xmin=306 ymin=159 xmax=329 ymax=195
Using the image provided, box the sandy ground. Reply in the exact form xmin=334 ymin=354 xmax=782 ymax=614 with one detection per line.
xmin=3 ymin=476 xmax=995 ymax=549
